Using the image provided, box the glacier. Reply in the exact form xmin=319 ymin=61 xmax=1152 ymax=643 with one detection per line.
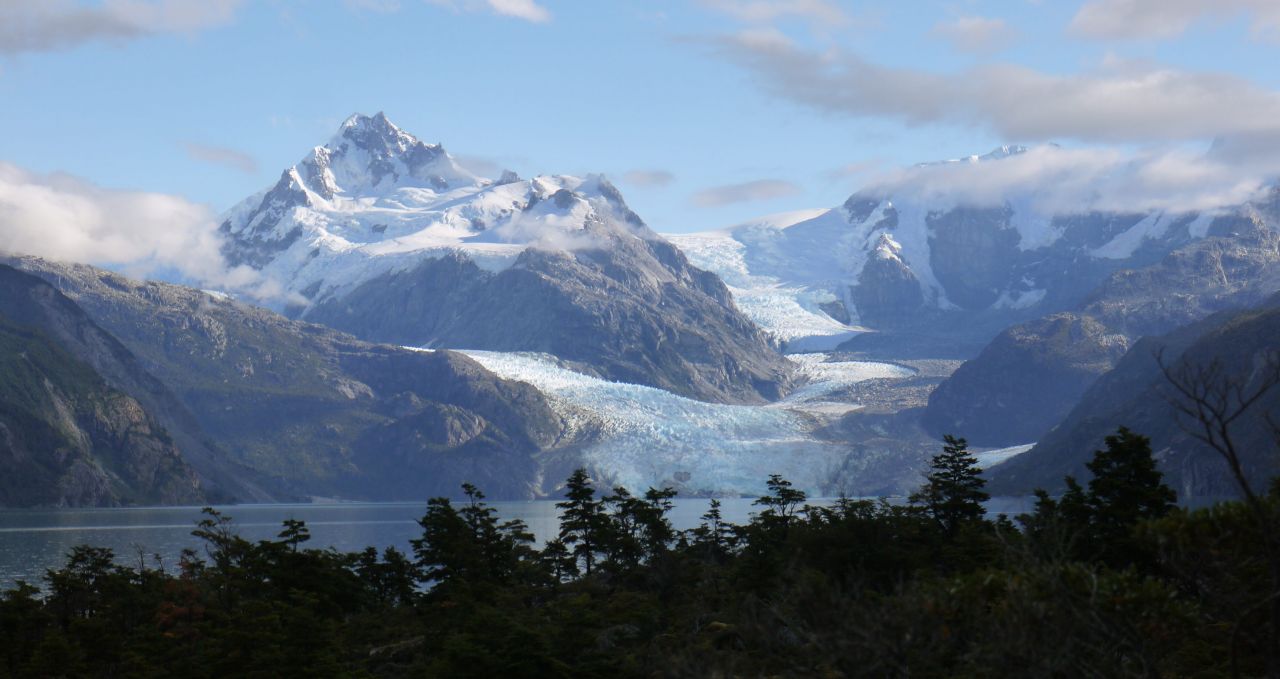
xmin=457 ymin=349 xmax=914 ymax=497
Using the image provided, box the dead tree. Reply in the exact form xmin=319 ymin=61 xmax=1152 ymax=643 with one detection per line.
xmin=1159 ymin=347 xmax=1280 ymax=678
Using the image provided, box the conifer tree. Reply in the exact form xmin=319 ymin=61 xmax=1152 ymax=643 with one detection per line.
xmin=1086 ymin=427 xmax=1177 ymax=532
xmin=754 ymin=474 xmax=807 ymax=527
xmin=692 ymin=498 xmax=736 ymax=559
xmin=557 ymin=469 xmax=609 ymax=575
xmin=913 ymin=435 xmax=990 ymax=534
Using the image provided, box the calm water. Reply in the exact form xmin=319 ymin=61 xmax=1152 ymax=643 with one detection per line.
xmin=0 ymin=497 xmax=1034 ymax=590
xmin=0 ymin=499 xmax=759 ymax=590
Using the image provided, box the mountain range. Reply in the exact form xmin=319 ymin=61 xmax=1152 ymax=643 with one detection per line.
xmin=3 ymin=113 xmax=1278 ymax=506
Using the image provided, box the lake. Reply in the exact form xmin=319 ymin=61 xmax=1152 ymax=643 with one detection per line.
xmin=0 ymin=497 xmax=1035 ymax=590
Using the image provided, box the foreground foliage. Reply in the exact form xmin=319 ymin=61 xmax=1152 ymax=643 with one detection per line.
xmin=0 ymin=429 xmax=1272 ymax=677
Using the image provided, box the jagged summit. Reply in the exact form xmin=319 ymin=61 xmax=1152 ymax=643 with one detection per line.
xmin=300 ymin=112 xmax=478 ymax=199
xmin=218 ymin=114 xmax=651 ymax=283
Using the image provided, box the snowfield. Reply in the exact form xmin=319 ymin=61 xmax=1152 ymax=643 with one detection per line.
xmin=459 ymin=350 xmax=913 ymax=496
xmin=667 ymin=211 xmax=869 ymax=351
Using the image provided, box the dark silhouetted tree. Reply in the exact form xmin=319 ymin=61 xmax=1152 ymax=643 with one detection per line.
xmin=557 ymin=469 xmax=609 ymax=576
xmin=913 ymin=435 xmax=990 ymax=534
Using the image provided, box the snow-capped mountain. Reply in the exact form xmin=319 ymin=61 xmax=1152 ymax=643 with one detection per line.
xmin=220 ymin=113 xmax=794 ymax=404
xmin=668 ymin=145 xmax=1217 ymax=350
xmin=222 ymin=112 xmax=646 ymax=302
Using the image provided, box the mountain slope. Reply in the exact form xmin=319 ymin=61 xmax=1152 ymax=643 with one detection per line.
xmin=219 ymin=113 xmax=793 ymax=403
xmin=924 ymin=211 xmax=1280 ymax=446
xmin=7 ymin=256 xmax=564 ymax=500
xmin=989 ymin=296 xmax=1280 ymax=499
xmin=0 ymin=266 xmax=213 ymax=507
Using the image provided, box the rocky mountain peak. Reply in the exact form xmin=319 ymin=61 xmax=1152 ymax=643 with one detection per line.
xmin=303 ymin=112 xmax=475 ymax=197
xmin=332 ymin=111 xmax=426 ymax=159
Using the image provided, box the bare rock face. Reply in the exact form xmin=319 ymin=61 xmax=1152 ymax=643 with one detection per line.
xmin=0 ymin=265 xmax=207 ymax=507
xmin=852 ymin=234 xmax=925 ymax=326
xmin=926 ymin=206 xmax=1023 ymax=311
xmin=6 ymin=256 xmax=564 ymax=501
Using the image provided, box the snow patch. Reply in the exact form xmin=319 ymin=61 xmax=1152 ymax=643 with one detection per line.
xmin=1091 ymin=213 xmax=1170 ymax=259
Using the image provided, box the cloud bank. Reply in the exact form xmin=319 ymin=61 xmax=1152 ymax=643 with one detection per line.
xmin=0 ymin=0 xmax=245 ymax=55
xmin=692 ymin=179 xmax=801 ymax=207
xmin=622 ymin=170 xmax=676 ymax=188
xmin=184 ymin=142 xmax=257 ymax=174
xmin=862 ymin=144 xmax=1272 ymax=216
xmin=931 ymin=16 xmax=1017 ymax=54
xmin=713 ymin=32 xmax=1280 ymax=144
xmin=0 ymin=161 xmax=291 ymax=301
xmin=1070 ymin=0 xmax=1280 ymax=42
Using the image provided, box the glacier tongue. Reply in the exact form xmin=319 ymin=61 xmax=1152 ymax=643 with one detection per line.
xmin=458 ymin=349 xmax=912 ymax=497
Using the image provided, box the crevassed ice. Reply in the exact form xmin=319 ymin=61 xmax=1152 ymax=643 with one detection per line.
xmin=461 ymin=350 xmax=913 ymax=496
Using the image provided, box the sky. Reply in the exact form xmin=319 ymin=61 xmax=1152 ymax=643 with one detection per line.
xmin=2 ymin=0 xmax=1280 ymax=283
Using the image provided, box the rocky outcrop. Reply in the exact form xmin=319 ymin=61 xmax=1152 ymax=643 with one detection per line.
xmin=926 ymin=205 xmax=1022 ymax=310
xmin=989 ymin=296 xmax=1280 ymax=500
xmin=924 ymin=213 xmax=1280 ymax=447
xmin=851 ymin=234 xmax=925 ymax=326
xmin=7 ymin=256 xmax=563 ymax=500
xmin=0 ymin=267 xmax=207 ymax=507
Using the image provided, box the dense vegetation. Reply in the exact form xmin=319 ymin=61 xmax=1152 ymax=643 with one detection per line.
xmin=0 ymin=429 xmax=1274 ymax=677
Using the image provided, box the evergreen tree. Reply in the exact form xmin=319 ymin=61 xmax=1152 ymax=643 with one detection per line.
xmin=639 ymin=486 xmax=678 ymax=561
xmin=754 ymin=474 xmax=807 ymax=527
xmin=1086 ymin=428 xmax=1177 ymax=532
xmin=557 ymin=469 xmax=609 ymax=576
xmin=412 ymin=484 xmax=537 ymax=590
xmin=277 ymin=518 xmax=311 ymax=552
xmin=411 ymin=497 xmax=470 ymax=587
xmin=691 ymin=498 xmax=736 ymax=560
xmin=1022 ymin=428 xmax=1177 ymax=567
xmin=539 ymin=538 xmax=577 ymax=582
xmin=1085 ymin=427 xmax=1177 ymax=566
xmin=913 ymin=435 xmax=990 ymax=534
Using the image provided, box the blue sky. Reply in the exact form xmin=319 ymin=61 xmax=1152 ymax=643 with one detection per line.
xmin=2 ymin=0 xmax=1280 ymax=271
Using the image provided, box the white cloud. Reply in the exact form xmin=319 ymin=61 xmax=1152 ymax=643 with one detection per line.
xmin=621 ymin=170 xmax=675 ymax=188
xmin=712 ymin=33 xmax=1280 ymax=144
xmin=425 ymin=0 xmax=551 ymax=23
xmin=486 ymin=0 xmax=549 ymax=23
xmin=862 ymin=144 xmax=1273 ymax=216
xmin=0 ymin=0 xmax=245 ymax=55
xmin=698 ymin=0 xmax=848 ymax=26
xmin=691 ymin=179 xmax=801 ymax=207
xmin=183 ymin=142 xmax=257 ymax=174
xmin=931 ymin=16 xmax=1018 ymax=54
xmin=823 ymin=159 xmax=882 ymax=182
xmin=1070 ymin=0 xmax=1280 ymax=42
xmin=0 ymin=161 xmax=289 ymax=301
